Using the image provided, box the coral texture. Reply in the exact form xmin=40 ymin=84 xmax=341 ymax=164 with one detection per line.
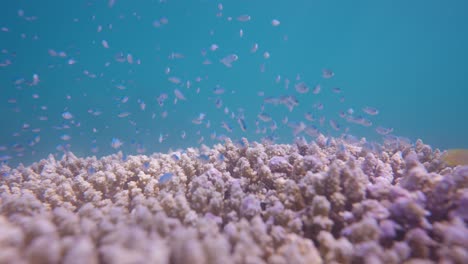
xmin=0 ymin=136 xmax=467 ymax=263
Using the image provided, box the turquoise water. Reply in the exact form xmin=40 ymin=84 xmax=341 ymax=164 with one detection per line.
xmin=1 ymin=0 xmax=467 ymax=166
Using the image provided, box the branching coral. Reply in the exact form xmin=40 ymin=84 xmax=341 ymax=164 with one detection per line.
xmin=0 ymin=136 xmax=467 ymax=263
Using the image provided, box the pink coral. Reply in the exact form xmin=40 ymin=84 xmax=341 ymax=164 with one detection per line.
xmin=0 ymin=136 xmax=467 ymax=263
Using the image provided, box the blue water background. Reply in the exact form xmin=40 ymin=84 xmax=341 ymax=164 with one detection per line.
xmin=1 ymin=0 xmax=467 ymax=166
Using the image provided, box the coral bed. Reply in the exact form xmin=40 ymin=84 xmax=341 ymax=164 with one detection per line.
xmin=0 ymin=135 xmax=467 ymax=264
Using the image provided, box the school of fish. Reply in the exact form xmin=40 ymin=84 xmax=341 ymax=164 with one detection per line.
xmin=3 ymin=1 xmax=462 ymax=167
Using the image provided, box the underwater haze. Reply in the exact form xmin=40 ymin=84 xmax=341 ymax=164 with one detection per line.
xmin=1 ymin=0 xmax=468 ymax=166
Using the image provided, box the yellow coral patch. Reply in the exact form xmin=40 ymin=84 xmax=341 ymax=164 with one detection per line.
xmin=442 ymin=149 xmax=468 ymax=166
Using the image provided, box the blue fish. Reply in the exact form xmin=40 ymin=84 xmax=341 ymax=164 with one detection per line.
xmin=159 ymin=172 xmax=173 ymax=184
xmin=199 ymin=154 xmax=210 ymax=161
xmin=171 ymin=154 xmax=180 ymax=161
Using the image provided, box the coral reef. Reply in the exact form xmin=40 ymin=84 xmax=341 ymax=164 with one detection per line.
xmin=0 ymin=136 xmax=467 ymax=263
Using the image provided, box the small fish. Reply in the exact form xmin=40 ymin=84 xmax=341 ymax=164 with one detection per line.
xmin=174 ymin=89 xmax=186 ymax=100
xmin=375 ymin=126 xmax=393 ymax=135
xmin=210 ymin=44 xmax=219 ymax=51
xmin=169 ymin=52 xmax=184 ymax=59
xmin=332 ymin=87 xmax=342 ymax=93
xmin=0 ymin=155 xmax=12 ymax=162
xmin=284 ymin=78 xmax=290 ymax=89
xmin=157 ymin=93 xmax=168 ymax=106
xmin=12 ymin=144 xmax=25 ymax=152
xmin=213 ymin=86 xmax=225 ymax=94
xmin=347 ymin=115 xmax=372 ymax=127
xmin=210 ymin=131 xmax=217 ymax=140
xmin=90 ymin=144 xmax=99 ymax=153
xmin=280 ymin=95 xmax=299 ymax=112
xmin=288 ymin=121 xmax=306 ymax=136
xmin=192 ymin=113 xmax=206 ymax=124
xmin=221 ymin=121 xmax=232 ymax=132
xmin=215 ymin=98 xmax=223 ymax=108
xmin=62 ymin=111 xmax=73 ymax=120
xmin=159 ymin=172 xmax=173 ymax=184
xmin=304 ymin=112 xmax=315 ymax=121
xmin=322 ymin=69 xmax=334 ymax=79
xmin=126 ymin=54 xmax=133 ymax=64
xmin=313 ymin=102 xmax=324 ymax=110
xmin=220 ymin=54 xmax=238 ymax=67
xmin=294 ymin=82 xmax=309 ymax=94
xmin=264 ymin=97 xmax=280 ymax=105
xmin=120 ymin=96 xmax=129 ymax=103
xmin=270 ymin=121 xmax=278 ymax=131
xmin=136 ymin=144 xmax=146 ymax=154
xmin=199 ymin=154 xmax=210 ymax=161
xmin=198 ymin=136 xmax=205 ymax=144
xmin=312 ymin=84 xmax=321 ymax=94
xmin=260 ymin=63 xmax=265 ymax=72
xmin=237 ymin=15 xmax=251 ymax=22
xmin=90 ymin=109 xmax=103 ymax=116
xmin=275 ymin=75 xmax=281 ymax=83
xmin=362 ymin=106 xmax=379 ymax=115
xmin=115 ymin=84 xmax=126 ymax=90
xmin=304 ymin=125 xmax=319 ymax=137
xmin=251 ymin=43 xmax=258 ymax=53
xmin=171 ymin=154 xmax=180 ymax=161
xmin=158 ymin=133 xmax=167 ymax=143
xmin=32 ymin=73 xmax=40 ymax=85
xmin=111 ymin=138 xmax=123 ymax=149
xmin=257 ymin=112 xmax=272 ymax=122
xmin=442 ymin=149 xmax=468 ymax=166
xmin=329 ymin=119 xmax=340 ymax=131
xmin=168 ymin=76 xmax=181 ymax=84
xmin=271 ymin=19 xmax=281 ymax=26
xmin=114 ymin=52 xmax=126 ymax=62
xmin=48 ymin=49 xmax=58 ymax=56
xmin=102 ymin=40 xmax=109 ymax=48
xmin=237 ymin=118 xmax=247 ymax=131
xmin=117 ymin=111 xmax=131 ymax=118
xmin=359 ymin=118 xmax=373 ymax=127
xmin=60 ymin=134 xmax=72 ymax=141
xmin=138 ymin=100 xmax=146 ymax=111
